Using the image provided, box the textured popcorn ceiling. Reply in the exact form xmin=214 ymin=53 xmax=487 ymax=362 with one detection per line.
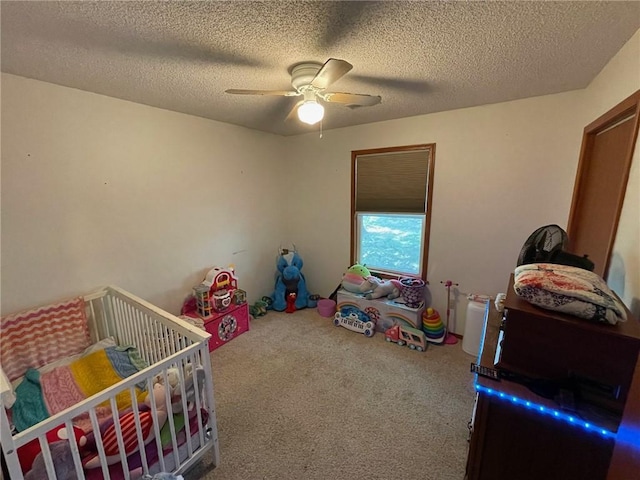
xmin=1 ymin=1 xmax=639 ymax=136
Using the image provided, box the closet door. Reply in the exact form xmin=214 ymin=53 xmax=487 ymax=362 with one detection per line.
xmin=567 ymin=90 xmax=640 ymax=277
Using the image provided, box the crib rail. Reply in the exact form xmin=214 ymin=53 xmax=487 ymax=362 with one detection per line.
xmin=1 ymin=286 xmax=219 ymax=480
xmin=85 ymin=286 xmax=211 ymax=362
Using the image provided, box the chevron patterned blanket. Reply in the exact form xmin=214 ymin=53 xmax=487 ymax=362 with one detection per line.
xmin=1 ymin=296 xmax=91 ymax=382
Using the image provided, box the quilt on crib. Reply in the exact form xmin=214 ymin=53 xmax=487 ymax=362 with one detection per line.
xmin=12 ymin=344 xmax=148 ymax=432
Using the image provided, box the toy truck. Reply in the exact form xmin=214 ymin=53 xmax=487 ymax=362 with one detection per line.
xmin=384 ymin=324 xmax=427 ymax=352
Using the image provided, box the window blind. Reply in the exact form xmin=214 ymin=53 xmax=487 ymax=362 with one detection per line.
xmin=355 ymin=148 xmax=431 ymax=213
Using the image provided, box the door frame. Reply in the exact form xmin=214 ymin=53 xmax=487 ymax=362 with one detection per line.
xmin=566 ymin=90 xmax=640 ymax=277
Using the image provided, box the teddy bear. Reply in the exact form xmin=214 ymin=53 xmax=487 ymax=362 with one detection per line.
xmin=153 ymin=365 xmax=206 ymax=414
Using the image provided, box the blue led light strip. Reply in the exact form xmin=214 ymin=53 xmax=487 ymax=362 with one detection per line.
xmin=475 ymin=383 xmax=616 ymax=439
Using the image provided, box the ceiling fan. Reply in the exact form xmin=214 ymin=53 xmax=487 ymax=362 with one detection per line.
xmin=225 ymin=58 xmax=382 ymax=125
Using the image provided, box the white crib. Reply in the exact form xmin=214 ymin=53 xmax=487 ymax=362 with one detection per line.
xmin=0 ymin=286 xmax=219 ymax=480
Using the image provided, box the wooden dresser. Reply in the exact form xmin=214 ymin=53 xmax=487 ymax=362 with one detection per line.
xmin=466 ymin=276 xmax=640 ymax=480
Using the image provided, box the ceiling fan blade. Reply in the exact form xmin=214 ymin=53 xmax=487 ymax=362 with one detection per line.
xmin=310 ymin=58 xmax=353 ymax=90
xmin=225 ymin=89 xmax=299 ymax=97
xmin=349 ymin=75 xmax=430 ymax=93
xmin=323 ymin=92 xmax=382 ymax=107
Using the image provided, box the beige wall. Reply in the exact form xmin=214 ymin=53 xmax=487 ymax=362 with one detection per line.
xmin=584 ymin=29 xmax=640 ymax=318
xmin=284 ymin=29 xmax=640 ymax=335
xmin=583 ymin=30 xmax=640 ymax=121
xmin=2 ymin=29 xmax=638 ymax=332
xmin=284 ymin=91 xmax=587 ymax=334
xmin=1 ymin=74 xmax=287 ymax=314
xmin=607 ymin=148 xmax=639 ymax=318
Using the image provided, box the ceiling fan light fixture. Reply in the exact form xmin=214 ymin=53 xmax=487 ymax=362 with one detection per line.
xmin=225 ymin=59 xmax=380 ymax=129
xmin=297 ymin=100 xmax=324 ymax=125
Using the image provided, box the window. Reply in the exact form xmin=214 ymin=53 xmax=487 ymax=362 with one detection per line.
xmin=351 ymin=144 xmax=434 ymax=279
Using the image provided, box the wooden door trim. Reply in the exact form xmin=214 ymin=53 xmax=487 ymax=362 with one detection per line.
xmin=566 ymin=90 xmax=640 ymax=277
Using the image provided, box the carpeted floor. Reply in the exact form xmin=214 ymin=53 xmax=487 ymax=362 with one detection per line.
xmin=187 ymin=308 xmax=477 ymax=480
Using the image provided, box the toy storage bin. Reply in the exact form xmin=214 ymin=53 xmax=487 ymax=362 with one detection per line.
xmin=317 ymin=299 xmax=336 ymax=317
xmin=186 ymin=303 xmax=250 ymax=352
xmin=399 ymin=277 xmax=426 ymax=308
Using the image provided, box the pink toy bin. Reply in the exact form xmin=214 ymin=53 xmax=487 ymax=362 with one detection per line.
xmin=317 ymin=299 xmax=336 ymax=318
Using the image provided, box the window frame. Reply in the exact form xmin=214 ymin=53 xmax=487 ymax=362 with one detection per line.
xmin=350 ymin=144 xmax=435 ymax=281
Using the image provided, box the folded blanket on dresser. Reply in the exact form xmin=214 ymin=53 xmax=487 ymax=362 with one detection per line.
xmin=12 ymin=345 xmax=148 ymax=432
xmin=513 ymin=263 xmax=627 ymax=325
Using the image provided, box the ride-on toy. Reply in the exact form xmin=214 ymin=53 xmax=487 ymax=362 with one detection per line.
xmin=270 ymin=248 xmax=312 ymax=311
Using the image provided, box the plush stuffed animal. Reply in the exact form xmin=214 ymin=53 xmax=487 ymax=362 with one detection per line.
xmin=18 ymin=423 xmax=87 ymax=473
xmin=83 ymin=383 xmax=169 ymax=469
xmin=250 ymin=299 xmax=269 ymax=317
xmin=24 ymin=439 xmax=78 ymax=480
xmin=341 ymin=263 xmax=372 ymax=293
xmin=170 ymin=365 xmax=206 ymax=414
xmin=152 ymin=474 xmax=184 ymax=480
xmin=154 ymin=367 xmax=180 ymax=390
xmin=271 ymin=251 xmax=311 ymax=311
xmin=361 ymin=276 xmax=402 ymax=300
xmin=285 ymin=293 xmax=297 ymax=313
xmin=153 ymin=364 xmax=205 ymax=411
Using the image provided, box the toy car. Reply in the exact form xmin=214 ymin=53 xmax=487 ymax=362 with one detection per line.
xmin=333 ymin=312 xmax=375 ymax=337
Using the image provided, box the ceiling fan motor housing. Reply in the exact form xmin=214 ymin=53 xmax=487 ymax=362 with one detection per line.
xmin=291 ymin=63 xmax=322 ymax=91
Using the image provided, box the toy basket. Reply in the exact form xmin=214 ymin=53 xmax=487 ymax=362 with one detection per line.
xmin=400 ymin=277 xmax=426 ymax=308
xmin=317 ymin=299 xmax=337 ymax=318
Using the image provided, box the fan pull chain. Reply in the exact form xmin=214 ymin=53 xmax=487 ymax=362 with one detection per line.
xmin=319 ymin=118 xmax=323 ymax=138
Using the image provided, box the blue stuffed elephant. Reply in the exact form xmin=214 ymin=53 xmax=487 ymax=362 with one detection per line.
xmin=271 ymin=252 xmax=311 ymax=311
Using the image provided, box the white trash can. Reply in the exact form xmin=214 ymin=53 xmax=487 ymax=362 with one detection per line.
xmin=462 ymin=299 xmax=489 ymax=356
